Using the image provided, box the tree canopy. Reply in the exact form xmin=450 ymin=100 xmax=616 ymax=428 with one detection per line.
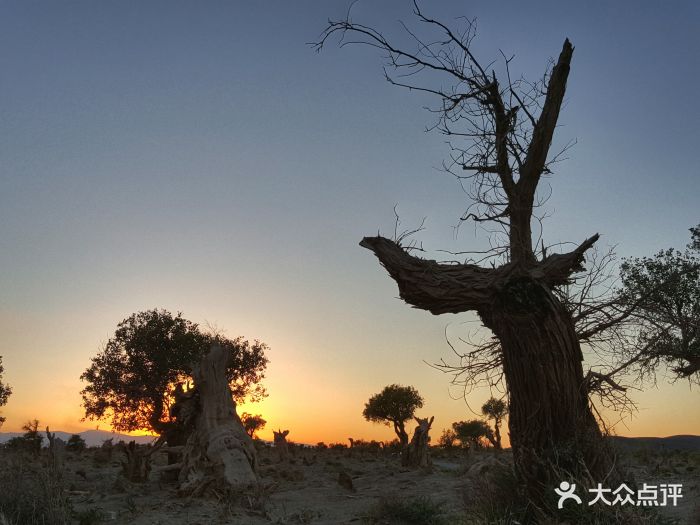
xmin=452 ymin=419 xmax=491 ymax=450
xmin=0 ymin=356 xmax=10 ymax=428
xmin=481 ymin=397 xmax=508 ymax=449
xmin=80 ymin=309 xmax=268 ymax=434
xmin=363 ymin=384 xmax=424 ymax=446
xmin=618 ymin=226 xmax=700 ymax=383
xmin=240 ymin=413 xmax=267 ymax=439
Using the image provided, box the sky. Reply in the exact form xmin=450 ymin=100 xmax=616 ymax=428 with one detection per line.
xmin=0 ymin=1 xmax=698 ymax=445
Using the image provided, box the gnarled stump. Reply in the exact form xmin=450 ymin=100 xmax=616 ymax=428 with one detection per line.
xmin=273 ymin=429 xmax=290 ymax=462
xmin=119 ymin=440 xmax=151 ymax=482
xmin=177 ymin=345 xmax=258 ymax=495
xmin=405 ymin=416 xmax=434 ymax=468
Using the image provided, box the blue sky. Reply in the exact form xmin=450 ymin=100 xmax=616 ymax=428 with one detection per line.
xmin=0 ymin=1 xmax=697 ymax=440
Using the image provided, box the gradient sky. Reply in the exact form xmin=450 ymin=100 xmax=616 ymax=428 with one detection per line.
xmin=0 ymin=1 xmax=698 ymax=445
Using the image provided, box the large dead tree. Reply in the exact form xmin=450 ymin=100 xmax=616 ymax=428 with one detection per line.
xmin=317 ymin=3 xmax=614 ymax=505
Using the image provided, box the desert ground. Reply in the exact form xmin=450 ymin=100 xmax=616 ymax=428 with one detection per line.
xmin=1 ymin=438 xmax=698 ymax=525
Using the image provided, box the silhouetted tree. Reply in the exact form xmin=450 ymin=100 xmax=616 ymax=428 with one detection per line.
xmin=66 ymin=434 xmax=87 ymax=453
xmin=6 ymin=419 xmax=43 ymax=454
xmin=481 ymin=397 xmax=508 ymax=450
xmin=453 ymin=419 xmax=491 ymax=450
xmin=437 ymin=428 xmax=457 ymax=449
xmin=240 ymin=413 xmax=267 ymax=439
xmin=363 ymin=384 xmax=423 ymax=461
xmin=80 ymin=309 xmax=268 ymax=437
xmin=317 ymin=2 xmax=613 ymax=502
xmin=0 ymin=356 xmax=10 ymax=428
xmin=616 ymin=226 xmax=700 ymax=382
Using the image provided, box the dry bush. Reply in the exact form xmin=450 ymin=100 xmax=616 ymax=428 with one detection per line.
xmin=365 ymin=493 xmax=452 ymax=525
xmin=0 ymin=449 xmax=70 ymax=525
xmin=459 ymin=457 xmax=681 ymax=525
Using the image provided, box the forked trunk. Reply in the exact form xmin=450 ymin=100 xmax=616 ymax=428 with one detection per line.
xmin=359 ymin=234 xmax=614 ymax=508
xmin=485 ymin=278 xmax=612 ymax=503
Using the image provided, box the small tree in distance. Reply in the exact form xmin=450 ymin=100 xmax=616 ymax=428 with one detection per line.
xmin=453 ymin=419 xmax=491 ymax=451
xmin=240 ymin=413 xmax=267 ymax=439
xmin=0 ymin=356 xmax=10 ymax=428
xmin=6 ymin=419 xmax=43 ymax=454
xmin=437 ymin=428 xmax=457 ymax=449
xmin=617 ymin=226 xmax=700 ymax=382
xmin=481 ymin=397 xmax=508 ymax=450
xmin=66 ymin=434 xmax=87 ymax=453
xmin=363 ymin=384 xmax=424 ymax=459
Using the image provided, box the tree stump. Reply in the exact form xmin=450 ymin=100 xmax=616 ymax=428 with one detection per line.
xmin=273 ymin=429 xmax=290 ymax=462
xmin=406 ymin=416 xmax=434 ymax=468
xmin=177 ymin=345 xmax=258 ymax=495
xmin=120 ymin=440 xmax=151 ymax=482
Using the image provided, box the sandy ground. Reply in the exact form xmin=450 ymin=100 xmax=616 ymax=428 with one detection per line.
xmin=66 ymin=446 xmax=471 ymax=524
xmin=2 ymin=443 xmax=698 ymax=524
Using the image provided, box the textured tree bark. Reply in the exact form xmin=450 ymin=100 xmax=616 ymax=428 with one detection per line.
xmin=483 ymin=278 xmax=612 ymax=502
xmin=360 ymin=237 xmax=613 ymax=506
xmin=177 ymin=345 xmax=258 ymax=495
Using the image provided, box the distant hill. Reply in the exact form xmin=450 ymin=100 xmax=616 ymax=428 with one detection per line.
xmin=0 ymin=429 xmax=155 ymax=447
xmin=611 ymin=435 xmax=700 ymax=452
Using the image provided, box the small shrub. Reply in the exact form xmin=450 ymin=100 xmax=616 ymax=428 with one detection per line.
xmin=73 ymin=507 xmax=105 ymax=525
xmin=368 ymin=494 xmax=448 ymax=525
xmin=66 ymin=434 xmax=87 ymax=453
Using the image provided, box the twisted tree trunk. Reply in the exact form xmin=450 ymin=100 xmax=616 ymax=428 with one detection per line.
xmin=484 ymin=279 xmax=612 ymax=500
xmin=177 ymin=345 xmax=258 ymax=495
xmin=360 ymin=236 xmax=612 ymax=506
xmin=405 ymin=416 xmax=434 ymax=468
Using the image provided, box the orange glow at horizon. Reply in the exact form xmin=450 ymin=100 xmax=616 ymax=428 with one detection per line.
xmin=1 ymin=311 xmax=697 ymax=447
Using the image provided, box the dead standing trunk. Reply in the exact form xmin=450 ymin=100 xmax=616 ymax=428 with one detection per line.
xmin=360 ymin=233 xmax=612 ymax=504
xmin=406 ymin=416 xmax=434 ymax=468
xmin=350 ymin=36 xmax=616 ymax=507
xmin=485 ymin=279 xmax=609 ymax=496
xmin=177 ymin=345 xmax=258 ymax=495
xmin=273 ymin=429 xmax=290 ymax=462
xmin=120 ymin=440 xmax=151 ymax=482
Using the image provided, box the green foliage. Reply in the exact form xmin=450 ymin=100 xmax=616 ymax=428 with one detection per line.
xmin=240 ymin=412 xmax=267 ymax=439
xmin=0 ymin=356 xmax=11 ymax=428
xmin=620 ymin=227 xmax=700 ymax=382
xmin=452 ymin=419 xmax=491 ymax=450
xmin=80 ymin=309 xmax=269 ymax=433
xmin=66 ymin=434 xmax=87 ymax=453
xmin=362 ymin=384 xmax=424 ymax=440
